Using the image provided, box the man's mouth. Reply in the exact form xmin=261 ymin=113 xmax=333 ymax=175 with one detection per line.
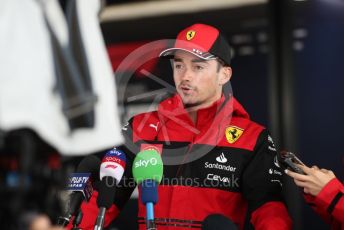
xmin=180 ymin=85 xmax=193 ymax=94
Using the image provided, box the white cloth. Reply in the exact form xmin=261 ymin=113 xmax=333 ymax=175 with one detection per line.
xmin=0 ymin=0 xmax=123 ymax=155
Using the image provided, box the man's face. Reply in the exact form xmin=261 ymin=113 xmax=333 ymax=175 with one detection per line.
xmin=172 ymin=50 xmax=230 ymax=109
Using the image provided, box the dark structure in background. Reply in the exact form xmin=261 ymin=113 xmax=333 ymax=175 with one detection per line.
xmin=267 ymin=0 xmax=302 ymax=229
xmin=294 ymin=1 xmax=344 ymax=229
xmin=0 ymin=130 xmax=66 ymax=229
xmin=101 ymin=0 xmax=343 ymax=229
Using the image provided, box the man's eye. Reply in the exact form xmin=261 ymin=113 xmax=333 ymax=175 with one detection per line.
xmin=174 ymin=64 xmax=182 ymax=69
xmin=194 ymin=65 xmax=204 ymax=70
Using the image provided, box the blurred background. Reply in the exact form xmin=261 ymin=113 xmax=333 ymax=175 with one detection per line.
xmin=1 ymin=0 xmax=343 ymax=229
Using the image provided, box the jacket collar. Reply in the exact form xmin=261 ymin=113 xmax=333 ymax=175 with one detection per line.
xmin=157 ymin=93 xmax=250 ymax=127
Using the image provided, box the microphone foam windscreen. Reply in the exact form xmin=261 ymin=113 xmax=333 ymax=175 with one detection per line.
xmin=132 ymin=149 xmax=163 ymax=184
xmin=96 ymin=176 xmax=116 ymax=209
xmin=76 ymin=155 xmax=101 ymax=180
xmin=100 ymin=148 xmax=126 ymax=182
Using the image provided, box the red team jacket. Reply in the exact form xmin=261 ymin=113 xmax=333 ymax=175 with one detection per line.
xmin=304 ymin=178 xmax=344 ymax=229
xmin=70 ymin=94 xmax=292 ymax=229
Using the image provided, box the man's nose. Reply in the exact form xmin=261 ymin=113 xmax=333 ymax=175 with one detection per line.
xmin=181 ymin=67 xmax=193 ymax=81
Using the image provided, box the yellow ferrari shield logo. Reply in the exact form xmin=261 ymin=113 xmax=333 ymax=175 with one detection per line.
xmin=186 ymin=30 xmax=196 ymax=40
xmin=225 ymin=126 xmax=244 ymax=144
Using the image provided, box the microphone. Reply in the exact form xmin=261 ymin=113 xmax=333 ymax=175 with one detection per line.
xmin=201 ymin=214 xmax=238 ymax=230
xmin=94 ymin=148 xmax=126 ymax=230
xmin=71 ymin=209 xmax=83 ymax=230
xmin=58 ymin=155 xmax=101 ymax=227
xmin=67 ymin=172 xmax=93 ymax=201
xmin=132 ymin=149 xmax=163 ymax=230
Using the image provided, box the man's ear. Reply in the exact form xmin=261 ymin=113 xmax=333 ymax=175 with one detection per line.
xmin=219 ymin=66 xmax=232 ymax=86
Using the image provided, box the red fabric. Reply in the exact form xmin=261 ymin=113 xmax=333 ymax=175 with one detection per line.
xmin=175 ymin=24 xmax=219 ymax=52
xmin=304 ymin=193 xmax=333 ymax=224
xmin=106 ymin=41 xmax=161 ymax=76
xmin=133 ymin=94 xmax=263 ymax=151
xmin=138 ymin=186 xmax=248 ymax=229
xmin=70 ymin=93 xmax=290 ymax=229
xmin=140 ymin=143 xmax=163 ymax=154
xmin=251 ymin=201 xmax=292 ymax=230
xmin=66 ymin=191 xmax=120 ymax=230
xmin=304 ymin=178 xmax=344 ymax=229
xmin=131 ymin=94 xmax=290 ymax=229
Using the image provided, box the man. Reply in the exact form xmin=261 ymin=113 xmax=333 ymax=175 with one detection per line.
xmin=286 ymin=164 xmax=344 ymax=229
xmin=70 ymin=23 xmax=292 ymax=229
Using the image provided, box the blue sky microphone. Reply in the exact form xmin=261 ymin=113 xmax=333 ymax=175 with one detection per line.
xmin=133 ymin=149 xmax=163 ymax=230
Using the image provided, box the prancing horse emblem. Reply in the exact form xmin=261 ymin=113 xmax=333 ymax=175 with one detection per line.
xmin=225 ymin=126 xmax=244 ymax=144
xmin=186 ymin=30 xmax=196 ymax=40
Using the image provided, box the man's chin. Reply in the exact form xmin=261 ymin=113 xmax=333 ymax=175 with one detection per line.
xmin=180 ymin=97 xmax=195 ymax=107
xmin=180 ymin=96 xmax=202 ymax=109
xmin=184 ymin=102 xmax=202 ymax=109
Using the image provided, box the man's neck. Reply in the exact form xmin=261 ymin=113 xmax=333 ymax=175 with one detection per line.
xmin=188 ymin=110 xmax=197 ymax=124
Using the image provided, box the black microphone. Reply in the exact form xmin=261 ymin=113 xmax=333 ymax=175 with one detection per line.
xmin=71 ymin=209 xmax=83 ymax=230
xmin=201 ymin=214 xmax=238 ymax=230
xmin=94 ymin=177 xmax=116 ymax=230
xmin=94 ymin=148 xmax=126 ymax=230
xmin=58 ymin=155 xmax=101 ymax=227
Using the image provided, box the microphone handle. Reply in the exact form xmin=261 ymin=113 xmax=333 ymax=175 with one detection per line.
xmin=94 ymin=207 xmax=106 ymax=230
xmin=146 ymin=220 xmax=156 ymax=230
xmin=72 ymin=209 xmax=83 ymax=230
xmin=146 ymin=202 xmax=156 ymax=230
xmin=57 ymin=192 xmax=84 ymax=227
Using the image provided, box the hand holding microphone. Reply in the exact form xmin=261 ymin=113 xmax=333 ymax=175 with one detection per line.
xmin=132 ymin=149 xmax=163 ymax=230
xmin=94 ymin=148 xmax=126 ymax=230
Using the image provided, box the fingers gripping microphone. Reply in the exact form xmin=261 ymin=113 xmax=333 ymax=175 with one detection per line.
xmin=58 ymin=155 xmax=101 ymax=227
xmin=133 ymin=150 xmax=163 ymax=230
xmin=94 ymin=148 xmax=126 ymax=230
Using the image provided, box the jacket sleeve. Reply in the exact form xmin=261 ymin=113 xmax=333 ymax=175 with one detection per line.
xmin=242 ymin=129 xmax=292 ymax=230
xmin=304 ymin=178 xmax=344 ymax=229
xmin=66 ymin=118 xmax=138 ymax=230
